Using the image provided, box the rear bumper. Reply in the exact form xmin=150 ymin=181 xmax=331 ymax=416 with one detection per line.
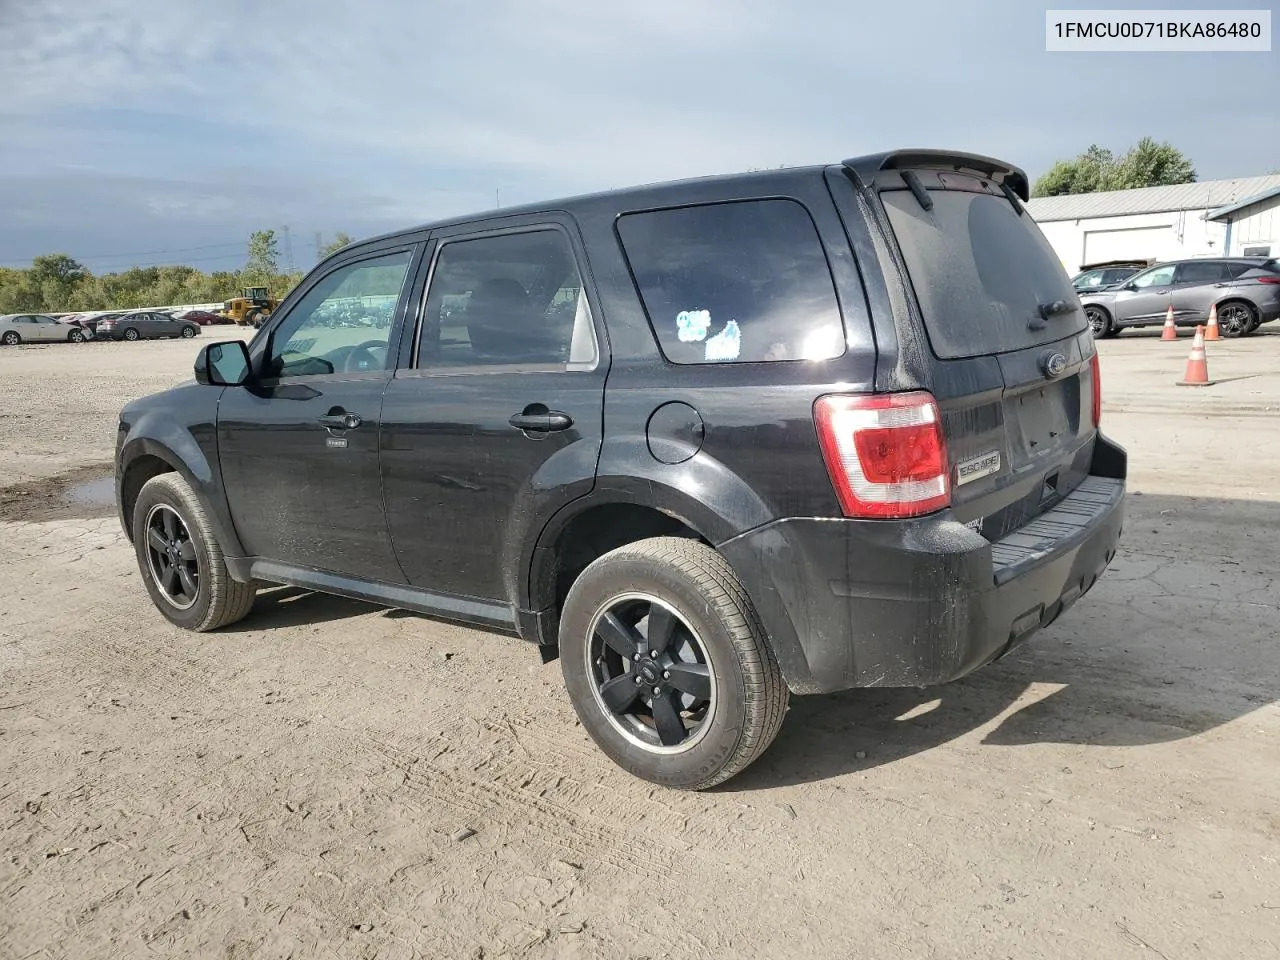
xmin=720 ymin=435 xmax=1127 ymax=694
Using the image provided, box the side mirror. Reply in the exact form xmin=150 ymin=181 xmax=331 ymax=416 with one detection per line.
xmin=195 ymin=340 xmax=251 ymax=386
xmin=1121 ymin=282 xmax=1138 ymax=292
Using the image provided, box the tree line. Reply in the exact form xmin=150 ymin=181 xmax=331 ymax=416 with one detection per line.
xmin=1031 ymin=137 xmax=1196 ymax=197
xmin=0 ymin=229 xmax=353 ymax=315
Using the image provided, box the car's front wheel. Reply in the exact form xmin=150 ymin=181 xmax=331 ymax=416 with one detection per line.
xmin=1085 ymin=306 xmax=1114 ymax=338
xmin=132 ymin=473 xmax=257 ymax=631
xmin=180 ymin=325 xmax=196 ymax=338
xmin=559 ymin=537 xmax=788 ymax=790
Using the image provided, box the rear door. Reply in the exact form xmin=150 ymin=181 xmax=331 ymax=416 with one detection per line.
xmin=380 ymin=220 xmax=607 ymax=606
xmin=861 ymin=164 xmax=1100 ymax=536
xmin=1172 ymin=260 xmax=1229 ymax=322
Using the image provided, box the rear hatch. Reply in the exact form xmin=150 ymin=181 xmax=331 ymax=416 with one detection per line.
xmin=846 ymin=156 xmax=1099 ymax=539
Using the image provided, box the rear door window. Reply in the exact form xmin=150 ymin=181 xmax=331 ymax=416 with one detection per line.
xmin=1175 ymin=261 xmax=1228 ymax=284
xmin=881 ymin=185 xmax=1085 ymax=359
xmin=617 ymin=199 xmax=845 ymax=364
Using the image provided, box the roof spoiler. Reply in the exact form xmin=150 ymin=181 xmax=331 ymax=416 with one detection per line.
xmin=841 ymin=150 xmax=1030 ymax=202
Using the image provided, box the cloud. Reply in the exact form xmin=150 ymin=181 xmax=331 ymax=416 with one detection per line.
xmin=1 ymin=0 xmax=1276 ymax=266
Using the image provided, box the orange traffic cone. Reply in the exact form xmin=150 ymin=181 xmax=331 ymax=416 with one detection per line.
xmin=1204 ymin=303 xmax=1220 ymax=341
xmin=1177 ymin=325 xmax=1214 ymax=386
xmin=1161 ymin=305 xmax=1178 ymax=340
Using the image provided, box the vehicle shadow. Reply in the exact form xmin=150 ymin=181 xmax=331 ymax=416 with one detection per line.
xmin=234 ymin=585 xmax=380 ymax=630
xmin=724 ymin=491 xmax=1280 ymax=791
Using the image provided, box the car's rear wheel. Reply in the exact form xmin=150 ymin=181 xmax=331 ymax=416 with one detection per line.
xmin=1085 ymin=306 xmax=1114 ymax=338
xmin=68 ymin=328 xmax=85 ymax=343
xmin=122 ymin=327 xmax=141 ymax=341
xmin=180 ymin=325 xmax=196 ymax=338
xmin=1217 ymin=302 xmax=1254 ymax=339
xmin=132 ymin=473 xmax=257 ymax=631
xmin=559 ymin=537 xmax=788 ymax=790
xmin=2 ymin=331 xmax=20 ymax=345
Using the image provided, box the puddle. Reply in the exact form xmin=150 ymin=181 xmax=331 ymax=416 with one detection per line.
xmin=0 ymin=464 xmax=117 ymax=522
xmin=65 ymin=476 xmax=115 ymax=507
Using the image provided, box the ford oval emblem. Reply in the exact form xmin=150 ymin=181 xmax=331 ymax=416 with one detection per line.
xmin=1041 ymin=351 xmax=1068 ymax=379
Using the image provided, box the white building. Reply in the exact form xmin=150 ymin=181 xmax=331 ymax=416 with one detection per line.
xmin=1026 ymin=174 xmax=1280 ymax=275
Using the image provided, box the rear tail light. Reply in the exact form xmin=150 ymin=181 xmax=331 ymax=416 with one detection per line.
xmin=814 ymin=392 xmax=951 ymax=519
xmin=1090 ymin=352 xmax=1102 ymax=427
xmin=1254 ymin=276 xmax=1280 ymax=284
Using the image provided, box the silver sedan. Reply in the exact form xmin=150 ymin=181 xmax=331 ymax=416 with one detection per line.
xmin=0 ymin=313 xmax=92 ymax=344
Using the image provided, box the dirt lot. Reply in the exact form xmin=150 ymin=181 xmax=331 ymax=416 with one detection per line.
xmin=1 ymin=330 xmax=1277 ymax=959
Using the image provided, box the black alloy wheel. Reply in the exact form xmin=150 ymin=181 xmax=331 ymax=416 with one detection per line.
xmin=587 ymin=594 xmax=715 ymax=752
xmin=144 ymin=504 xmax=200 ymax=610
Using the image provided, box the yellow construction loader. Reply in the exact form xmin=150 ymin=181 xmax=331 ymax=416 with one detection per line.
xmin=219 ymin=287 xmax=280 ymax=327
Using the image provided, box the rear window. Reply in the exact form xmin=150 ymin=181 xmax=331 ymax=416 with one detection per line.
xmin=617 ymin=199 xmax=845 ymax=364
xmin=882 ymin=187 xmax=1085 ymax=359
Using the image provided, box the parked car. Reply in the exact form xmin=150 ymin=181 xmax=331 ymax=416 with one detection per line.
xmin=1071 ymin=265 xmax=1144 ymax=294
xmin=1 ymin=313 xmax=93 ymax=344
xmin=171 ymin=309 xmax=227 ymax=326
xmin=97 ymin=311 xmax=201 ymax=341
xmin=57 ymin=313 xmax=99 ymax=340
xmin=76 ymin=311 xmax=127 ymax=337
xmin=115 ymin=149 xmax=1127 ymax=790
xmin=1080 ymin=257 xmax=1280 ymax=338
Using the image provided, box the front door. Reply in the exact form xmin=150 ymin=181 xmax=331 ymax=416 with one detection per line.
xmin=380 ymin=224 xmax=607 ymax=605
xmin=31 ymin=316 xmax=64 ymax=341
xmin=1114 ymin=263 xmax=1176 ymax=325
xmin=217 ymin=247 xmax=419 ymax=582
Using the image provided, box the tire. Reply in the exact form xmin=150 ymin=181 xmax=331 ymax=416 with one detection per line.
xmin=132 ymin=473 xmax=257 ymax=631
xmin=180 ymin=325 xmax=196 ymax=338
xmin=2 ymin=331 xmax=20 ymax=345
xmin=122 ymin=327 xmax=141 ymax=342
xmin=1216 ymin=302 xmax=1254 ymax=339
xmin=68 ymin=328 xmax=85 ymax=343
xmin=1085 ymin=305 xmax=1114 ymax=339
xmin=559 ymin=537 xmax=788 ymax=790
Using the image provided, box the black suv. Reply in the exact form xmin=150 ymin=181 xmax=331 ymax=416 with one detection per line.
xmin=115 ymin=150 xmax=1126 ymax=790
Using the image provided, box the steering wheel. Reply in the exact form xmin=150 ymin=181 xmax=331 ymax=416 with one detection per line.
xmin=342 ymin=340 xmax=388 ymax=373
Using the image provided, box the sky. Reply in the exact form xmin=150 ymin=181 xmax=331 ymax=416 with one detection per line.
xmin=1 ymin=0 xmax=1276 ymax=274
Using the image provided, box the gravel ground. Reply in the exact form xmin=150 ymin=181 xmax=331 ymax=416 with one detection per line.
xmin=0 ymin=328 xmax=1277 ymax=959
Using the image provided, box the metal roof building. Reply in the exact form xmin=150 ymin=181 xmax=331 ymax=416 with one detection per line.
xmin=1026 ymin=175 xmax=1280 ymax=274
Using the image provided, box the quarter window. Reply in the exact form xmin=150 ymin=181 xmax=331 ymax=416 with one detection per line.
xmin=617 ymin=199 xmax=844 ymax=364
xmin=416 ymin=229 xmax=598 ymax=371
xmin=267 ymin=250 xmax=412 ymax=379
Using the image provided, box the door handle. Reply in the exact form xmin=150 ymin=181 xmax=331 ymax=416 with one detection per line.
xmin=318 ymin=412 xmax=363 ymax=430
xmin=509 ymin=411 xmax=573 ymax=433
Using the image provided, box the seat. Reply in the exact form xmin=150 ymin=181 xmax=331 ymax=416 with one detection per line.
xmin=465 ymin=278 xmax=564 ymax=364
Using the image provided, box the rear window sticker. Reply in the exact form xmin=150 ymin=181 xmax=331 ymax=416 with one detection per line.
xmin=704 ymin=319 xmax=741 ymax=361
xmin=676 ymin=309 xmax=711 ymax=342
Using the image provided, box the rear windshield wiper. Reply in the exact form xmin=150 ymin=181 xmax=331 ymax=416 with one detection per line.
xmin=1029 ymin=299 xmax=1077 ymax=330
xmin=901 ymin=170 xmax=933 ymax=211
